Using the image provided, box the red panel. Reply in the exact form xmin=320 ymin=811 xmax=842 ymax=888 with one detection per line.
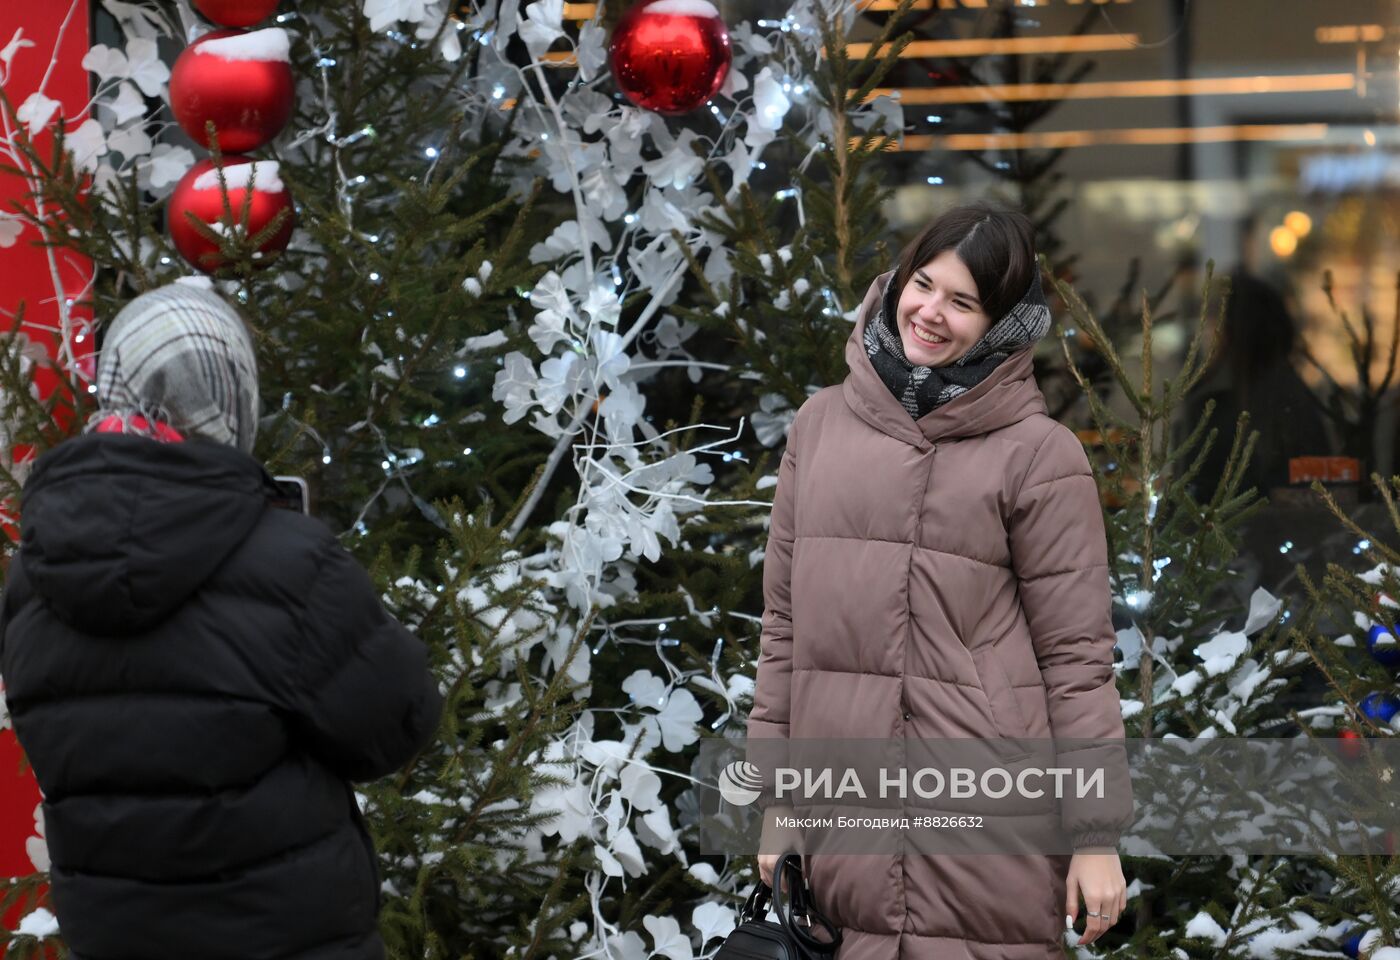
xmin=0 ymin=0 xmax=95 ymax=414
xmin=1 ymin=0 xmax=91 ymax=938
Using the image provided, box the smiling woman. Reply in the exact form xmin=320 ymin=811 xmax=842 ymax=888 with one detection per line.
xmin=751 ymin=197 xmax=1132 ymax=958
xmin=861 ymin=200 xmax=1050 ymax=419
xmin=897 ymin=250 xmax=992 ymax=365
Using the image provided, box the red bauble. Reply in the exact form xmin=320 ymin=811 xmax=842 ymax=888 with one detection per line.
xmin=608 ymin=0 xmax=731 ymax=115
xmin=192 ymin=0 xmax=282 ymax=27
xmin=1337 ymin=728 xmax=1367 ymax=761
xmin=167 ymin=157 xmax=295 ymax=273
xmin=170 ymin=28 xmax=294 ymax=153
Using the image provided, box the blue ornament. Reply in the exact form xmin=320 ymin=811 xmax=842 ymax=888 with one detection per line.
xmin=1358 ymin=691 xmax=1400 ymax=728
xmin=1341 ymin=931 xmax=1363 ymax=958
xmin=1366 ymin=623 xmax=1400 ymax=669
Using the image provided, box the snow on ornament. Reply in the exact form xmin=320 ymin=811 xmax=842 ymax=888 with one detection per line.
xmin=1366 ymin=617 xmax=1400 ymax=670
xmin=1367 ymin=624 xmax=1400 ymax=669
xmin=167 ymin=157 xmax=295 ymax=273
xmin=1359 ymin=691 xmax=1400 ymax=730
xmin=192 ymin=0 xmax=282 ymax=27
xmin=608 ymin=0 xmax=731 ymax=115
xmin=170 ymin=28 xmax=294 ymax=152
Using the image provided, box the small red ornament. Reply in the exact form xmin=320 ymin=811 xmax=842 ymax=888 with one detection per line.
xmin=167 ymin=157 xmax=295 ymax=273
xmin=608 ymin=0 xmax=731 ymax=115
xmin=170 ymin=28 xmax=294 ymax=153
xmin=1337 ymin=728 xmax=1367 ymax=761
xmin=192 ymin=0 xmax=282 ymax=27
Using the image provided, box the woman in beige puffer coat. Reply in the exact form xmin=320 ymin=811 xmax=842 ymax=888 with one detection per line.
xmin=750 ymin=202 xmax=1132 ymax=960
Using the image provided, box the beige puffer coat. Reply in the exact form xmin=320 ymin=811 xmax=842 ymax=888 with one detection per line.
xmin=748 ymin=271 xmax=1131 ymax=960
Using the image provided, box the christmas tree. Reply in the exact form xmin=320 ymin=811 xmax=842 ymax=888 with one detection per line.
xmin=4 ymin=1 xmax=1396 ymax=958
xmin=0 ymin=0 xmax=858 ymax=955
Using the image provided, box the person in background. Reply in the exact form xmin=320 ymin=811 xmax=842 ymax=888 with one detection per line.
xmin=0 ymin=282 xmax=443 ymax=960
xmin=1179 ymin=269 xmax=1333 ymax=502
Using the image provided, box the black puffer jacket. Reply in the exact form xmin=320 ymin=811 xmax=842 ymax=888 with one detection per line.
xmin=0 ymin=433 xmax=443 ymax=960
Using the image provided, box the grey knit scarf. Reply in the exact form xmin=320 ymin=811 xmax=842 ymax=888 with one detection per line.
xmin=87 ymin=282 xmax=260 ymax=452
xmin=863 ymin=269 xmax=1052 ymax=419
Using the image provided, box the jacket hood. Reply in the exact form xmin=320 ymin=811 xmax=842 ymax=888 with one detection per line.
xmin=843 ymin=270 xmax=1047 ymax=445
xmin=17 ymin=433 xmax=275 ymax=636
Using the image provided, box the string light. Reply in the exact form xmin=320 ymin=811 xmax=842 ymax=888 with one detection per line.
xmin=453 ymin=365 xmax=467 ymax=378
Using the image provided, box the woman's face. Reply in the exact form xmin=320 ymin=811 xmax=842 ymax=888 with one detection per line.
xmin=895 ymin=249 xmax=994 ymax=366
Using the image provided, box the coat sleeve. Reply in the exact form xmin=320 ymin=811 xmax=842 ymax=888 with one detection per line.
xmin=291 ymin=537 xmax=445 ymax=782
xmin=1007 ymin=424 xmax=1134 ymax=851
xmin=746 ymin=409 xmax=802 ymax=808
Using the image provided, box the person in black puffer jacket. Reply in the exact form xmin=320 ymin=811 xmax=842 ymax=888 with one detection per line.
xmin=0 ymin=282 xmax=443 ymax=960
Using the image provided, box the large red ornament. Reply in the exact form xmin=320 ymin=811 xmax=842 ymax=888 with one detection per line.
xmin=608 ymin=0 xmax=731 ymax=115
xmin=167 ymin=157 xmax=295 ymax=273
xmin=170 ymin=28 xmax=294 ymax=153
xmin=192 ymin=0 xmax=282 ymax=27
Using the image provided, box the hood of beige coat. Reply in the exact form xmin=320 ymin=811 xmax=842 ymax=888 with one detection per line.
xmin=843 ymin=269 xmax=1048 ymax=447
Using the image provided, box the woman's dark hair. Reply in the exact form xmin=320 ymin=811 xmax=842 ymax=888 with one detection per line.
xmin=892 ymin=201 xmax=1036 ymax=323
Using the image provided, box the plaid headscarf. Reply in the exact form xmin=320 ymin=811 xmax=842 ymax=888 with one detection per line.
xmin=87 ymin=282 xmax=260 ymax=453
xmin=862 ymin=269 xmax=1052 ymax=420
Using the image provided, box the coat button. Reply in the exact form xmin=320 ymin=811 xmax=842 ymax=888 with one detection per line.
xmin=902 ymin=711 xmax=912 ymax=721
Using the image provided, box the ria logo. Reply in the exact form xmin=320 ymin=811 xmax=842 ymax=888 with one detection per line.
xmin=718 ymin=760 xmax=765 ymax=806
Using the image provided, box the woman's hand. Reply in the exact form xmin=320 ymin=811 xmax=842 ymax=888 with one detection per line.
xmin=1065 ymin=849 xmax=1126 ymax=946
xmin=757 ymin=852 xmax=780 ymax=888
xmin=756 ymin=804 xmax=802 ymax=888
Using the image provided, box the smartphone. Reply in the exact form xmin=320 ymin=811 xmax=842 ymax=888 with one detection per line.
xmin=269 ymin=476 xmax=310 ymax=514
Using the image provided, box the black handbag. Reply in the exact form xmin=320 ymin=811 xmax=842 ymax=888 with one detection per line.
xmin=714 ymin=853 xmax=842 ymax=960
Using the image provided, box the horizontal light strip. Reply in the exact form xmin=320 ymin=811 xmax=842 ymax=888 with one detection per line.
xmin=562 ymin=0 xmax=1133 ymax=14
xmin=858 ymin=0 xmax=1132 ymax=8
xmin=873 ymin=72 xmax=1356 ymax=104
xmin=1316 ymin=24 xmax=1385 ymax=43
xmin=890 ymin=123 xmax=1329 ymax=151
xmin=538 ymin=34 xmax=1141 ymax=67
xmin=847 ymin=34 xmax=1141 ymax=57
